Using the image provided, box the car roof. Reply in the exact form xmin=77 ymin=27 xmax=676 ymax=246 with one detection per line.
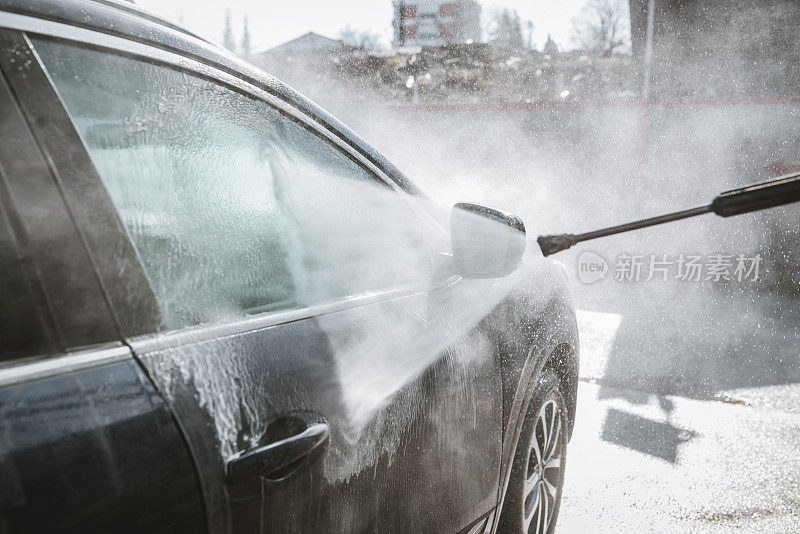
xmin=0 ymin=0 xmax=423 ymax=196
xmin=71 ymin=0 xmax=213 ymax=44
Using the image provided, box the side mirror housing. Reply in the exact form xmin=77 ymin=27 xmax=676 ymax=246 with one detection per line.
xmin=451 ymin=202 xmax=526 ymax=279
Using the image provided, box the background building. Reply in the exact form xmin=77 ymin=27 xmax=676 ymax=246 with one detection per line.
xmin=260 ymin=31 xmax=352 ymax=59
xmin=393 ymin=0 xmax=481 ymax=48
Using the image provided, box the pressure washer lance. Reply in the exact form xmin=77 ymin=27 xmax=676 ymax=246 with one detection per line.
xmin=537 ymin=172 xmax=800 ymax=257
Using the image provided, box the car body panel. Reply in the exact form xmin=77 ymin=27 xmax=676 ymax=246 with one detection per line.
xmin=0 ymin=350 xmax=206 ymax=533
xmin=2 ymin=17 xmax=506 ymax=532
xmin=0 ymin=27 xmax=164 ymax=339
xmin=0 ymin=32 xmax=206 ymax=531
xmin=0 ymin=2 xmax=580 ymax=533
xmin=0 ymin=32 xmax=119 ymax=349
xmin=132 ymin=290 xmax=503 ymax=532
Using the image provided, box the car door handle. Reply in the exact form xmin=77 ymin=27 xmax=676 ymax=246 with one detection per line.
xmin=226 ymin=423 xmax=329 ymax=482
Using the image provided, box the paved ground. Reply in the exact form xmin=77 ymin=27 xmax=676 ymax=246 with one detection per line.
xmin=556 ymin=310 xmax=800 ymax=533
xmin=558 ymin=382 xmax=800 ymax=533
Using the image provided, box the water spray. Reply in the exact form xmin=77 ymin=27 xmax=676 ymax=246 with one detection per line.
xmin=537 ymin=172 xmax=800 ymax=257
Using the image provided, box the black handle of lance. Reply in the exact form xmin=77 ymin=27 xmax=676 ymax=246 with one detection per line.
xmin=537 ymin=172 xmax=800 ymax=257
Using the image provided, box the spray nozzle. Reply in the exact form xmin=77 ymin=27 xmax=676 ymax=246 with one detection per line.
xmin=537 ymin=172 xmax=800 ymax=257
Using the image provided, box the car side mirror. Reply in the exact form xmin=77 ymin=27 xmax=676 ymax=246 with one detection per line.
xmin=451 ymin=202 xmax=527 ymax=279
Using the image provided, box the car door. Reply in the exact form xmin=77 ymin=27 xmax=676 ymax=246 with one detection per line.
xmin=17 ymin=28 xmax=503 ymax=533
xmin=0 ymin=28 xmax=205 ymax=532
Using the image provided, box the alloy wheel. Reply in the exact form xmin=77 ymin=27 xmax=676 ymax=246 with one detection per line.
xmin=522 ymin=397 xmax=564 ymax=534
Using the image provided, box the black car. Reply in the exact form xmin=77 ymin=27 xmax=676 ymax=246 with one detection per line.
xmin=0 ymin=1 xmax=579 ymax=533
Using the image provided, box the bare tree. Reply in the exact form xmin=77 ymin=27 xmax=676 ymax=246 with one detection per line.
xmin=489 ymin=9 xmax=524 ymax=50
xmin=338 ymin=25 xmax=382 ymax=51
xmin=571 ymin=0 xmax=630 ymax=56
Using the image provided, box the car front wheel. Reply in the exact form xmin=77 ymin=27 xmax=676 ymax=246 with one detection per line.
xmin=500 ymin=369 xmax=568 ymax=534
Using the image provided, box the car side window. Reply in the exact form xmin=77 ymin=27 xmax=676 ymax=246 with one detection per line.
xmin=33 ymin=38 xmax=435 ymax=330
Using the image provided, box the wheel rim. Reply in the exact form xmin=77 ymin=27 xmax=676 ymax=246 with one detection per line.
xmin=522 ymin=398 xmax=563 ymax=534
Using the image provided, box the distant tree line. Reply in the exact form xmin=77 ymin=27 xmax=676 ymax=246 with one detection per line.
xmin=337 ymin=25 xmax=382 ymax=51
xmin=237 ymin=0 xmax=631 ymax=59
xmin=484 ymin=0 xmax=630 ymax=55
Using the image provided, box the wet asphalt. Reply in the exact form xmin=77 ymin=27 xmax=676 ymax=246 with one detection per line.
xmin=557 ymin=311 xmax=800 ymax=533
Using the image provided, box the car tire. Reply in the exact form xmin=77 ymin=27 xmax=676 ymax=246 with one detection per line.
xmin=499 ymin=368 xmax=569 ymax=534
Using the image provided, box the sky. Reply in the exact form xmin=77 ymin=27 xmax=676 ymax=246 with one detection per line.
xmin=135 ymin=0 xmax=587 ymax=53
